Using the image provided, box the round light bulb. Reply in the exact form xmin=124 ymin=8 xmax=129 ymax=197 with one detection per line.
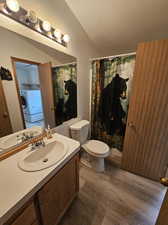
xmin=63 ymin=34 xmax=70 ymax=43
xmin=42 ymin=21 xmax=51 ymax=32
xmin=53 ymin=29 xmax=62 ymax=39
xmin=6 ymin=0 xmax=20 ymax=13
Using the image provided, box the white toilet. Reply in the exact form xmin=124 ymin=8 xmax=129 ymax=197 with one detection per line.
xmin=70 ymin=120 xmax=110 ymax=172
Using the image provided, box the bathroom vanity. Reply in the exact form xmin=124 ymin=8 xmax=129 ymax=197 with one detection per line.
xmin=0 ymin=133 xmax=80 ymax=225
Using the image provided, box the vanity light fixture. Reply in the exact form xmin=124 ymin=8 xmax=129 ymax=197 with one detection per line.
xmin=53 ymin=29 xmax=62 ymax=39
xmin=6 ymin=0 xmax=20 ymax=13
xmin=63 ymin=34 xmax=70 ymax=43
xmin=53 ymin=29 xmax=62 ymax=43
xmin=0 ymin=0 xmax=70 ymax=47
xmin=35 ymin=23 xmax=42 ymax=33
xmin=57 ymin=38 xmax=62 ymax=44
xmin=42 ymin=20 xmax=51 ymax=32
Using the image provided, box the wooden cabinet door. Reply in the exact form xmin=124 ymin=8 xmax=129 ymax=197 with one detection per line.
xmin=0 ymin=79 xmax=12 ymax=137
xmin=4 ymin=201 xmax=37 ymax=225
xmin=122 ymin=40 xmax=168 ymax=181
xmin=37 ymin=155 xmax=79 ymax=225
xmin=38 ymin=62 xmax=55 ymax=128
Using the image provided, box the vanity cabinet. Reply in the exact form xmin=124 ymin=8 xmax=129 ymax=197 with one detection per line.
xmin=3 ymin=154 xmax=79 ymax=225
xmin=37 ymin=155 xmax=79 ymax=225
xmin=4 ymin=201 xmax=37 ymax=225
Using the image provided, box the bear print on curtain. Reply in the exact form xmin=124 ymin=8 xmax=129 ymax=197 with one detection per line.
xmin=91 ymin=55 xmax=135 ymax=150
xmin=52 ymin=63 xmax=77 ymax=126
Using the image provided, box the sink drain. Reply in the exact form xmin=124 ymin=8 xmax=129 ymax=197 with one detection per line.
xmin=43 ymin=158 xmax=48 ymax=163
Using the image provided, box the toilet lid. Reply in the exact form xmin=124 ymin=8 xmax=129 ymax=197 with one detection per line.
xmin=84 ymin=140 xmax=109 ymax=157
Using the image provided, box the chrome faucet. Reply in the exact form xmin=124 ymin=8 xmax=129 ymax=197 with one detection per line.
xmin=29 ymin=138 xmax=46 ymax=151
xmin=29 ymin=129 xmax=46 ymax=151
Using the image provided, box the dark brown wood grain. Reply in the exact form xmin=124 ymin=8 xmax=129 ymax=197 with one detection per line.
xmin=0 ymin=78 xmax=12 ymax=137
xmin=122 ymin=40 xmax=168 ymax=181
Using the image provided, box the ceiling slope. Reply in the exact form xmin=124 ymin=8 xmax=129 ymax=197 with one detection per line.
xmin=66 ymin=0 xmax=168 ymax=56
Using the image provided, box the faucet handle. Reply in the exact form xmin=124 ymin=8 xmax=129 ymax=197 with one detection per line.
xmin=16 ymin=135 xmax=22 ymax=144
xmin=28 ymin=142 xmax=36 ymax=151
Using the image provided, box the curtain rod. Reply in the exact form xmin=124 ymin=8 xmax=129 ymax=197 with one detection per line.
xmin=90 ymin=52 xmax=136 ymax=61
xmin=53 ymin=61 xmax=77 ymax=68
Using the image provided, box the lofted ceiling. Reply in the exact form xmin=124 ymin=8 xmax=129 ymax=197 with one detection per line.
xmin=65 ymin=0 xmax=168 ymax=56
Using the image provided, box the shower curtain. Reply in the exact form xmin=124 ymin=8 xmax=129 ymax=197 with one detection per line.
xmin=52 ymin=63 xmax=77 ymax=125
xmin=91 ymin=55 xmax=135 ymax=150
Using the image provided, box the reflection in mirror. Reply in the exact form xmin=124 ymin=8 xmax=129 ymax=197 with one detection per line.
xmin=14 ymin=61 xmax=45 ymax=128
xmin=0 ymin=26 xmax=77 ymax=143
xmin=52 ymin=63 xmax=77 ymax=126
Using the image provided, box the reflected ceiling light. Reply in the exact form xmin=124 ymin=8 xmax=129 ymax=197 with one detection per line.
xmin=53 ymin=29 xmax=62 ymax=39
xmin=6 ymin=0 xmax=20 ymax=13
xmin=42 ymin=21 xmax=51 ymax=32
xmin=63 ymin=34 xmax=70 ymax=43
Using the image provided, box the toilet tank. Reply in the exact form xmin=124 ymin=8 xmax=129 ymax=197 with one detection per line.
xmin=70 ymin=120 xmax=90 ymax=144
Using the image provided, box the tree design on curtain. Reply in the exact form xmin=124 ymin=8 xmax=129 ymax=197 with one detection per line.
xmin=52 ymin=63 xmax=77 ymax=125
xmin=91 ymin=55 xmax=135 ymax=150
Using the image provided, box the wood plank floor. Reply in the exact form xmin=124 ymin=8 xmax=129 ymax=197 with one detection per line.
xmin=59 ymin=160 xmax=166 ymax=225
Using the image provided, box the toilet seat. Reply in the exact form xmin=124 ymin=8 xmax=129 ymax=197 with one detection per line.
xmin=82 ymin=140 xmax=109 ymax=158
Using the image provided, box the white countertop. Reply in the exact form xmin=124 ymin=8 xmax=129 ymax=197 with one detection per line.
xmin=0 ymin=133 xmax=80 ymax=225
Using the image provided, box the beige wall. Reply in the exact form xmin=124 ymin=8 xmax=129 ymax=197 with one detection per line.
xmin=0 ymin=0 xmax=99 ymax=133
xmin=0 ymin=27 xmax=62 ymax=132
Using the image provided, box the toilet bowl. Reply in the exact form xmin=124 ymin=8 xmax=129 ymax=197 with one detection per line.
xmin=82 ymin=140 xmax=109 ymax=172
xmin=70 ymin=120 xmax=110 ymax=172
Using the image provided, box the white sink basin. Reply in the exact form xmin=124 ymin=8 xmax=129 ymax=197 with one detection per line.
xmin=18 ymin=141 xmax=68 ymax=172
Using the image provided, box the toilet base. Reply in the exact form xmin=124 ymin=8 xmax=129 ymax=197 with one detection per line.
xmin=80 ymin=150 xmax=105 ymax=172
xmin=90 ymin=155 xmax=105 ymax=172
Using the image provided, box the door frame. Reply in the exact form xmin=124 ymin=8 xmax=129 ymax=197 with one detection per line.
xmin=0 ymin=78 xmax=13 ymax=136
xmin=11 ymin=57 xmax=40 ymax=129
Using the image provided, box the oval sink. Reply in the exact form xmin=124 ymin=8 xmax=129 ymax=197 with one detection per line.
xmin=18 ymin=141 xmax=68 ymax=172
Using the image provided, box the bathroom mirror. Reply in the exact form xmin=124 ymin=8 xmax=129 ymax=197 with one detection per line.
xmin=0 ymin=26 xmax=77 ymax=141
